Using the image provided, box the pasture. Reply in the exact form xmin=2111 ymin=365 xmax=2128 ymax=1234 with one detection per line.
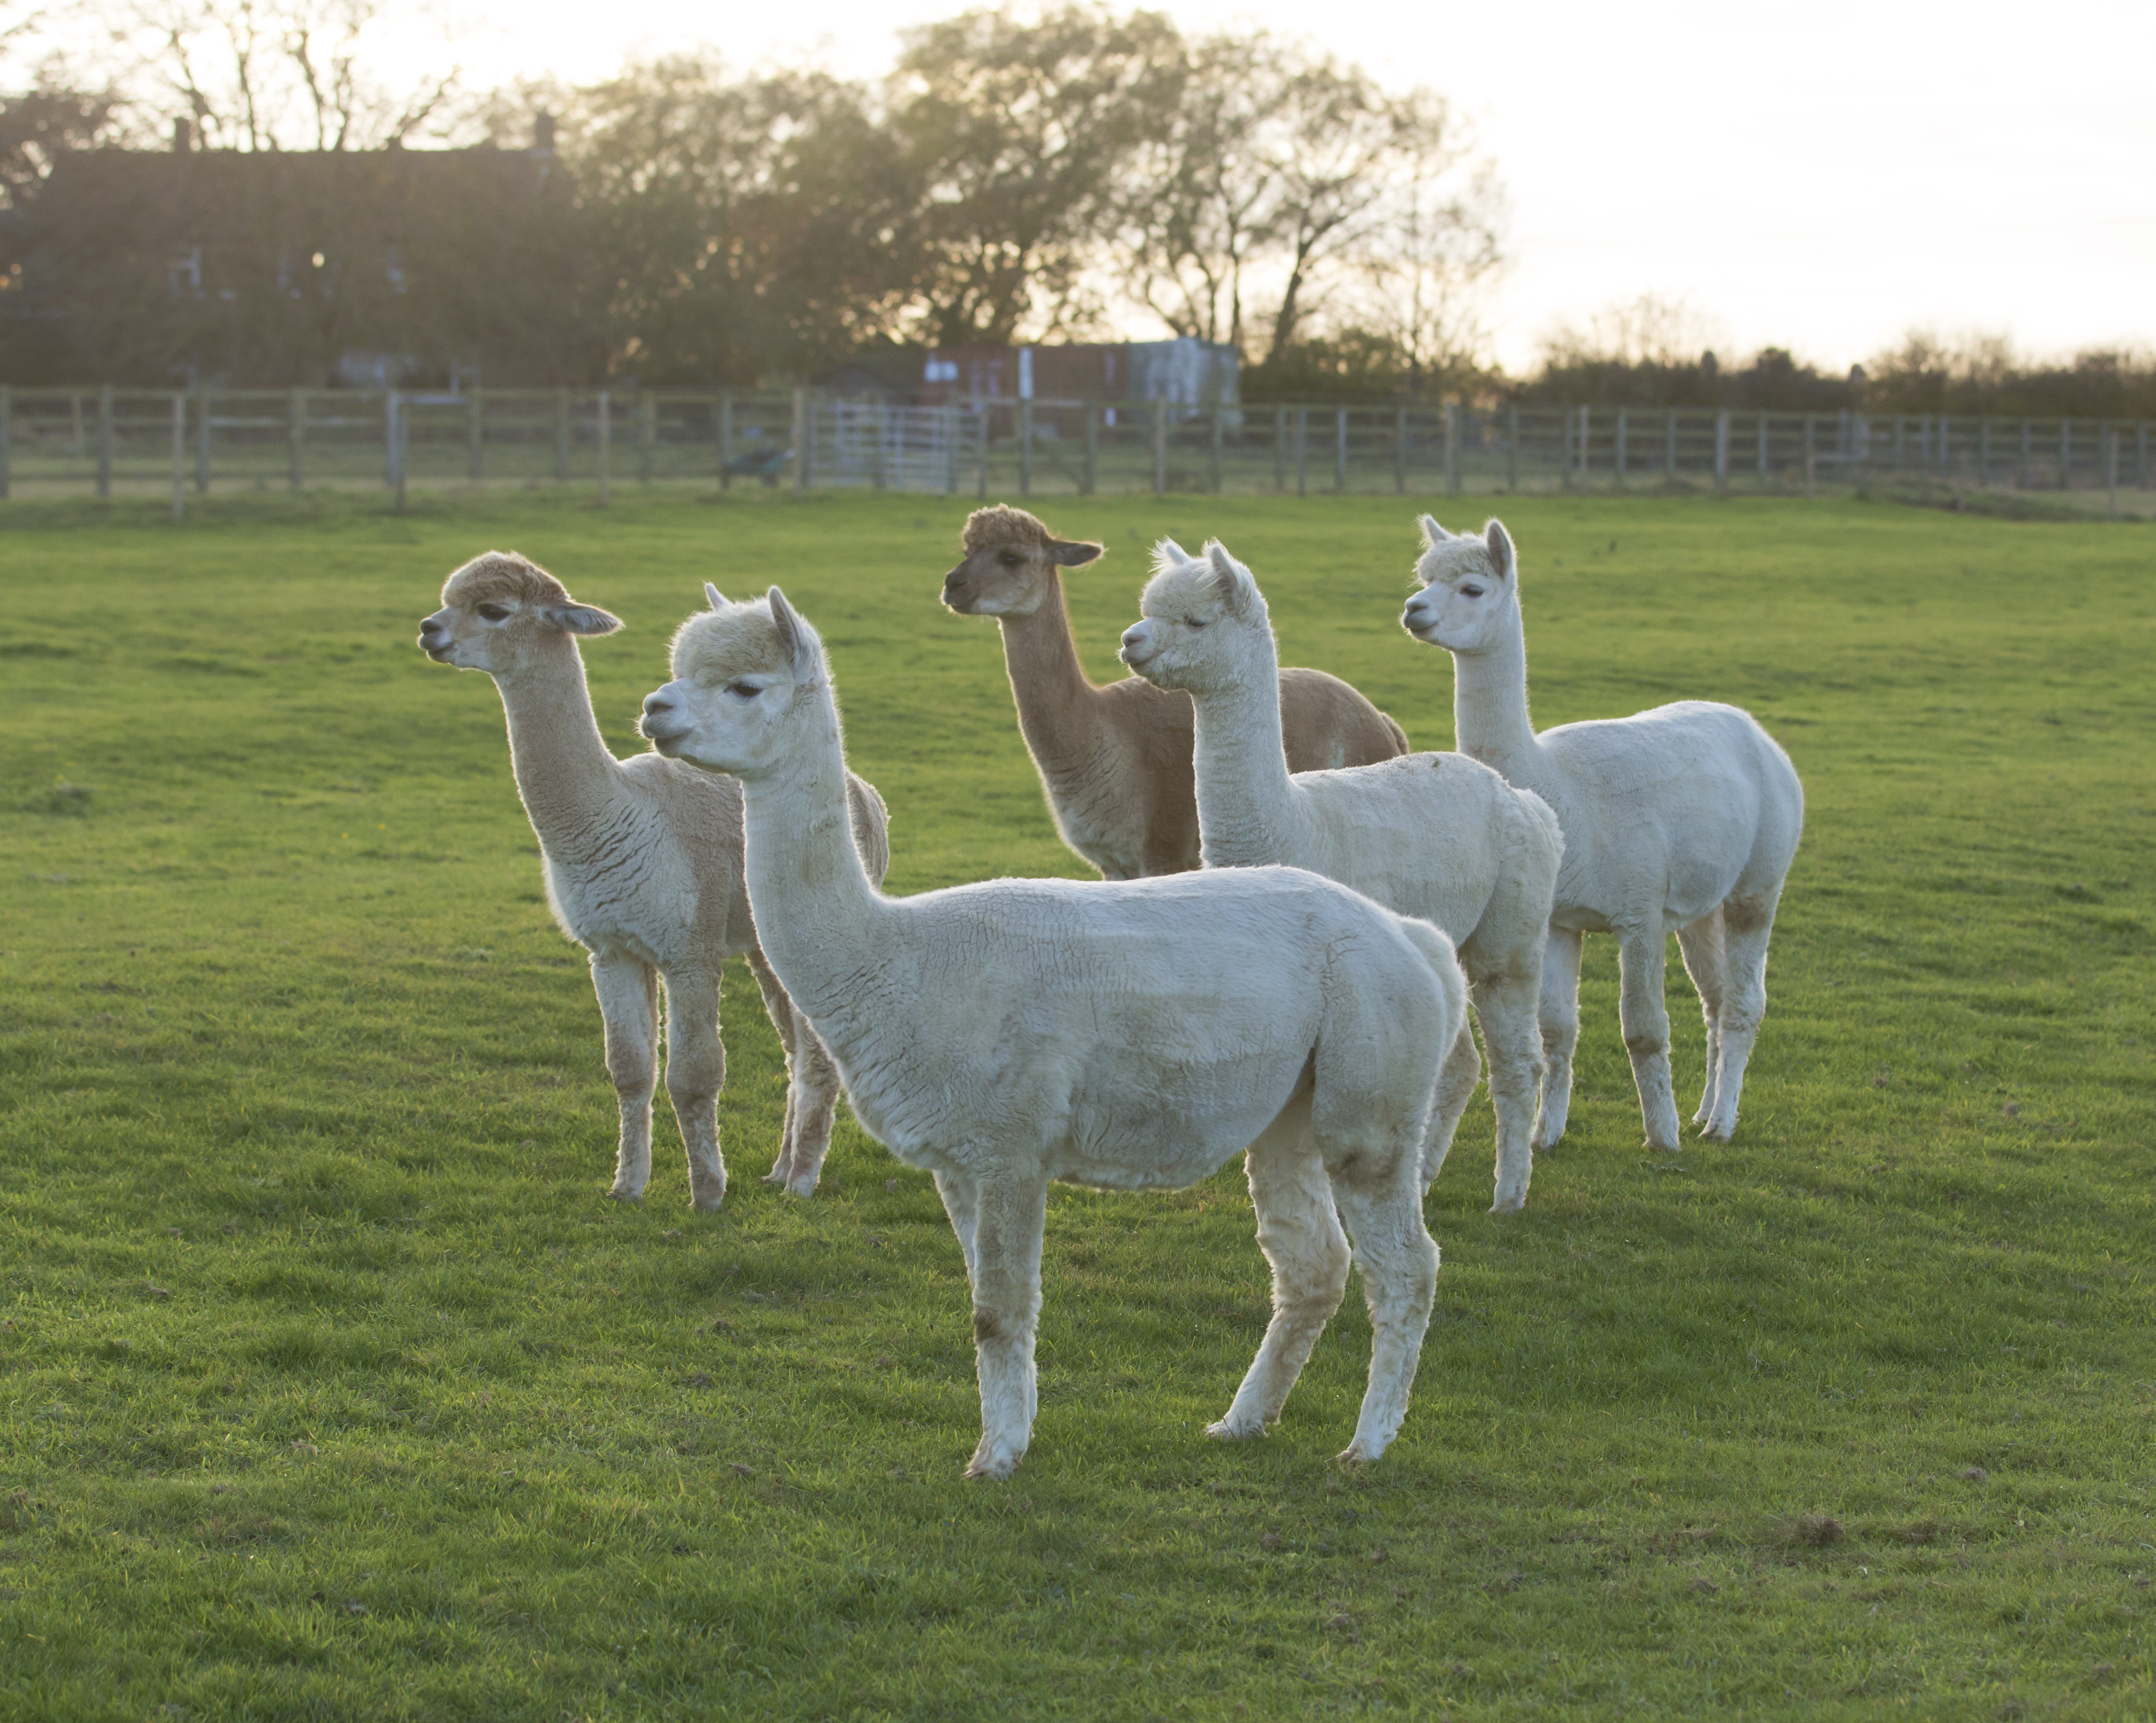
xmin=1 ymin=487 xmax=2151 ymax=1719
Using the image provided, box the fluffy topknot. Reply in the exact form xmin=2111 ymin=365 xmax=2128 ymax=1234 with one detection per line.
xmin=669 ymin=592 xmax=823 ymax=685
xmin=960 ymin=504 xmax=1056 ymax=555
xmin=441 ymin=551 xmax=572 ymax=609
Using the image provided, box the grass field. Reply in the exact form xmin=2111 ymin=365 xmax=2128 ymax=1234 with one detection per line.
xmin=2 ymin=487 xmax=2152 ymax=1719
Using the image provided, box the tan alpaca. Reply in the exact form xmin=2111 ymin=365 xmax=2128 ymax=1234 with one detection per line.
xmin=419 ymin=554 xmax=889 ymax=1206
xmin=943 ymin=506 xmax=1408 ymax=878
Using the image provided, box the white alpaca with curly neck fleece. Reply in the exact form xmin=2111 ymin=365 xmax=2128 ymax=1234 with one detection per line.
xmin=1401 ymin=517 xmax=1804 ymax=1150
xmin=638 ymin=586 xmax=1467 ymax=1479
xmin=1120 ymin=539 xmax=1563 ymax=1213
xmin=418 ymin=553 xmax=889 ymax=1205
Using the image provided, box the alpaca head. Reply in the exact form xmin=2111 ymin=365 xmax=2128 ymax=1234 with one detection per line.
xmin=1401 ymin=516 xmax=1517 ymax=655
xmin=941 ymin=504 xmax=1104 ymax=618
xmin=640 ymin=585 xmax=829 ymax=780
xmin=418 ymin=551 xmax=622 ymax=676
xmin=1118 ymin=537 xmax=1270 ymax=696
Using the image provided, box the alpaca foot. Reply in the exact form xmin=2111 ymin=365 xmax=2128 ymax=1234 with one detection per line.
xmin=689 ymin=1185 xmax=727 ymax=1213
xmin=1489 ymin=1190 xmax=1526 ymax=1216
xmin=607 ymin=1184 xmax=645 ymax=1204
xmin=1205 ymin=1412 xmax=1267 ymax=1442
xmin=964 ymin=1436 xmax=1025 ymax=1480
xmin=1696 ymin=1119 xmax=1735 ymax=1145
xmin=780 ymin=1171 xmax=820 ymax=1199
xmin=1334 ymin=1440 xmax=1383 ymax=1465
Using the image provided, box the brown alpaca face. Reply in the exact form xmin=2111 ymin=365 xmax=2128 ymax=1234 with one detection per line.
xmin=941 ymin=540 xmax=1059 ymax=617
xmin=416 ymin=553 xmax=620 ymax=674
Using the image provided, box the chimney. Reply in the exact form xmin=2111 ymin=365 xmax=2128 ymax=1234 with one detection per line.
xmin=173 ymin=116 xmax=193 ymax=153
xmin=531 ymin=111 xmax=556 ymax=156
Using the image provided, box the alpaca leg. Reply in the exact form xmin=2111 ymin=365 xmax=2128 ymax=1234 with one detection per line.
xmin=1532 ymin=927 xmax=1583 ymax=1151
xmin=774 ymin=1014 xmax=843 ymax=1197
xmin=1700 ymin=886 xmax=1783 ymax=1143
xmin=1418 ymin=1024 xmax=1483 ymax=1192
xmin=1617 ymin=926 xmax=1682 ymax=1151
xmin=1469 ymin=962 xmax=1545 ymax=1214
xmin=592 ymin=953 xmax=659 ymax=1200
xmin=660 ymin=968 xmax=727 ymax=1211
xmin=745 ymin=949 xmax=804 ymax=1188
xmin=964 ymin=1171 xmax=1049 ymax=1480
xmin=1330 ymin=1161 xmax=1440 ymax=1464
xmin=934 ymin=1168 xmax=981 ymax=1287
xmin=1676 ymin=908 xmax=1728 ymax=1128
xmin=1211 ymin=1093 xmax=1350 ymax=1440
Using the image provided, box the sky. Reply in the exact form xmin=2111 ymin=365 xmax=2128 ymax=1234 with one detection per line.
xmin=417 ymin=0 xmax=2155 ymax=370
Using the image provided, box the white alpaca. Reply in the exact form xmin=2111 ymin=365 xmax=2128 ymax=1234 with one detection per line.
xmin=418 ymin=554 xmax=890 ymax=1204
xmin=638 ymin=587 xmax=1469 ymax=1479
xmin=1401 ymin=517 xmax=1805 ymax=1149
xmin=1120 ymin=539 xmax=1563 ymax=1213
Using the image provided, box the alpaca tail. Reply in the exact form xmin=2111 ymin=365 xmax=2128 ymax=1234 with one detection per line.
xmin=1382 ymin=711 xmax=1411 ymax=756
xmin=1394 ymin=915 xmax=1470 ymax=1050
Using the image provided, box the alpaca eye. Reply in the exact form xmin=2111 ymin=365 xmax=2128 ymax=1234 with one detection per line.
xmin=1459 ymin=585 xmax=1484 ymax=599
xmin=725 ymin=681 xmax=759 ymax=701
xmin=1186 ymin=618 xmax=1207 ymax=630
xmin=476 ymin=603 xmax=511 ymax=621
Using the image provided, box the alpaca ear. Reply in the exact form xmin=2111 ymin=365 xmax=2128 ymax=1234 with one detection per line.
xmin=766 ymin=586 xmax=818 ymax=680
xmin=1483 ymin=520 xmax=1516 ymax=582
xmin=1419 ymin=514 xmax=1450 ymax=547
xmin=1048 ymin=538 xmax=1104 ymax=567
xmin=541 ymin=603 xmax=623 ymax=636
xmin=704 ymin=582 xmax=727 ymax=610
xmin=1204 ymin=540 xmax=1258 ymax=615
xmin=1150 ymin=537 xmax=1192 ymax=577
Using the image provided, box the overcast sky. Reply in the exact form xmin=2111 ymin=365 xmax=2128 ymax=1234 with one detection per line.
xmin=444 ymin=0 xmax=2153 ymax=371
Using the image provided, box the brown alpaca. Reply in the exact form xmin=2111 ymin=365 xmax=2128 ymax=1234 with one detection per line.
xmin=942 ymin=506 xmax=1409 ymax=878
xmin=420 ymin=553 xmax=890 ymax=1206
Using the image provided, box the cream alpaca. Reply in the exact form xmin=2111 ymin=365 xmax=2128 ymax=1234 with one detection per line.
xmin=639 ymin=588 xmax=1468 ymax=1479
xmin=418 ymin=555 xmax=889 ymax=1204
xmin=1121 ymin=540 xmax=1563 ymax=1213
xmin=943 ymin=504 xmax=1409 ymax=878
xmin=1401 ymin=518 xmax=1804 ymax=1149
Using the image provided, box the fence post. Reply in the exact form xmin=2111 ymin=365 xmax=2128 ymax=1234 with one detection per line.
xmin=1210 ymin=405 xmax=1224 ymax=494
xmin=976 ymin=406 xmax=989 ymax=501
xmin=2059 ymin=417 xmax=2072 ymax=489
xmin=1756 ymin=414 xmax=1769 ymax=483
xmin=1082 ymin=404 xmax=1098 ymax=496
xmin=171 ymin=392 xmax=185 ymax=522
xmin=638 ymin=393 xmax=655 ymax=484
xmin=1333 ymin=407 xmax=1347 ymax=492
xmin=2019 ymin=419 xmax=2031 ymax=489
xmin=2107 ymin=426 xmax=2118 ymax=519
xmin=1559 ymin=406 xmax=1573 ymax=490
xmin=1507 ymin=406 xmax=1520 ymax=490
xmin=1581 ymin=406 xmax=1594 ymax=488
xmin=0 ymin=384 xmax=11 ymax=500
xmin=1614 ymin=409 xmax=1627 ymax=489
xmin=1939 ymin=414 xmax=1951 ymax=479
xmin=554 ymin=389 xmax=570 ymax=482
xmin=388 ymin=391 xmax=407 ymax=512
xmin=717 ymin=391 xmax=733 ymax=489
xmin=1019 ymin=397 xmax=1032 ymax=498
xmin=1714 ymin=412 xmax=1730 ymax=493
xmin=596 ymin=391 xmax=611 ymax=506
xmin=1152 ymin=399 xmax=1167 ymax=496
xmin=1978 ymin=417 xmax=1990 ymax=487
xmin=97 ymin=384 xmax=114 ymax=500
xmin=2141 ymin=421 xmax=2150 ymax=490
xmin=791 ymin=389 xmax=807 ymax=496
xmin=467 ymin=390 xmax=484 ymax=484
xmin=1665 ymin=410 xmax=1677 ymax=483
xmin=193 ymin=385 xmax=212 ymax=493
xmin=1443 ymin=403 xmax=1459 ymax=495
xmin=1803 ymin=415 xmax=1816 ymax=499
xmin=1294 ymin=408 xmax=1307 ymax=497
xmin=1274 ymin=405 xmax=1287 ymax=492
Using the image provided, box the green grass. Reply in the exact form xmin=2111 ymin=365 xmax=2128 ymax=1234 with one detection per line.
xmin=2 ymin=486 xmax=2152 ymax=1720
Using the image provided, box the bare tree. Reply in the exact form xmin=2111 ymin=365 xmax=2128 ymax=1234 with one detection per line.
xmin=67 ymin=0 xmax=460 ymax=150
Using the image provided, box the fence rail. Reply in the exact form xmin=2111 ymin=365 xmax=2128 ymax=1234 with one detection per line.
xmin=2 ymin=386 xmax=2148 ymax=516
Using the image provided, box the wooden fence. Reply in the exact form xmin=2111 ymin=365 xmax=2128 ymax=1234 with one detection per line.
xmin=2 ymin=386 xmax=2148 ymax=516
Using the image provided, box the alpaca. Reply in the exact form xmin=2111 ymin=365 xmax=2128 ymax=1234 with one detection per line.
xmin=1120 ymin=540 xmax=1563 ymax=1213
xmin=639 ymin=587 xmax=1469 ymax=1479
xmin=942 ymin=504 xmax=1410 ymax=878
xmin=1401 ymin=517 xmax=1805 ymax=1150
xmin=418 ymin=555 xmax=890 ymax=1204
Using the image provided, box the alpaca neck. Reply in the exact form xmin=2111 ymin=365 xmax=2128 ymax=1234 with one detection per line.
xmin=1187 ymin=645 xmax=1299 ymax=868
xmin=996 ymin=574 xmax=1114 ymax=785
xmin=492 ymin=638 xmax=629 ymax=861
xmin=736 ymin=693 xmax=889 ymax=1039
xmin=1450 ymin=616 xmax=1543 ymax=785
